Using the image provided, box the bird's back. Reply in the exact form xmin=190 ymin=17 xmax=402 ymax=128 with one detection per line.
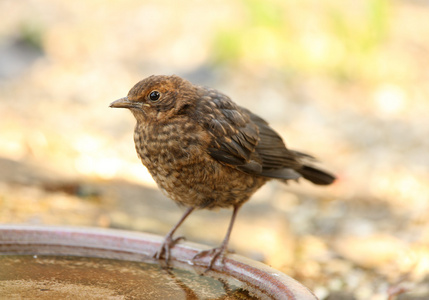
xmin=193 ymin=86 xmax=335 ymax=186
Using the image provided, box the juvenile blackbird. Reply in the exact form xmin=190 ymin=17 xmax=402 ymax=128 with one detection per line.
xmin=110 ymin=75 xmax=335 ymax=270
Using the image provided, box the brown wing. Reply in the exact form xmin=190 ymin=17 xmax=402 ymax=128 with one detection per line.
xmin=251 ymin=115 xmax=335 ymax=184
xmin=196 ymin=87 xmax=300 ymax=180
xmin=246 ymin=109 xmax=303 ymax=179
xmin=194 ymin=86 xmax=336 ymax=185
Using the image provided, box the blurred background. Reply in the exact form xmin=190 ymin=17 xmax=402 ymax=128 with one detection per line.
xmin=1 ymin=0 xmax=428 ymax=299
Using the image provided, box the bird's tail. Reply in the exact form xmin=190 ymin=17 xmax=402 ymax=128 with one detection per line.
xmin=298 ymin=165 xmax=336 ymax=185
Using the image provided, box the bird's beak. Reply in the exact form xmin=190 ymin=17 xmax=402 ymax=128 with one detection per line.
xmin=110 ymin=97 xmax=133 ymax=109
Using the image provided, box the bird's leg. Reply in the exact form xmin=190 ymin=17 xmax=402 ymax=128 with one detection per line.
xmin=193 ymin=204 xmax=241 ymax=271
xmin=154 ymin=207 xmax=195 ymax=263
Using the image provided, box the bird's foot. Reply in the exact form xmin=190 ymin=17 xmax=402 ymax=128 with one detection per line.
xmin=154 ymin=235 xmax=185 ymax=264
xmin=192 ymin=246 xmax=228 ymax=272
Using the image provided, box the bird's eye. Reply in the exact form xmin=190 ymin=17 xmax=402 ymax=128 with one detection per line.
xmin=149 ymin=91 xmax=160 ymax=101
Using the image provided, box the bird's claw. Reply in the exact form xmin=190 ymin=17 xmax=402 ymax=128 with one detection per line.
xmin=192 ymin=247 xmax=227 ymax=272
xmin=154 ymin=235 xmax=186 ymax=263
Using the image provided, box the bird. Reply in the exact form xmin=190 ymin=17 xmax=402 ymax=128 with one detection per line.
xmin=110 ymin=75 xmax=335 ymax=270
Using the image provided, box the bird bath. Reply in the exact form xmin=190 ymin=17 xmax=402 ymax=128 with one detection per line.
xmin=0 ymin=225 xmax=317 ymax=299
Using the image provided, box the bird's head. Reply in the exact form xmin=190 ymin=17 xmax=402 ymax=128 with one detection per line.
xmin=110 ymin=75 xmax=197 ymax=123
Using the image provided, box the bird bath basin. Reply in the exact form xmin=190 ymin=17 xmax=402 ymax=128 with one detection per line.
xmin=0 ymin=225 xmax=317 ymax=299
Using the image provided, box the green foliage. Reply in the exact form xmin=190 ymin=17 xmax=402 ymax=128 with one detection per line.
xmin=18 ymin=21 xmax=44 ymax=51
xmin=210 ymin=0 xmax=392 ymax=82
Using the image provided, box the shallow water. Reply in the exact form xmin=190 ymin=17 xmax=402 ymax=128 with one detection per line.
xmin=0 ymin=255 xmax=258 ymax=299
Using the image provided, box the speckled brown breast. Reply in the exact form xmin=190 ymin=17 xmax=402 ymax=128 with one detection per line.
xmin=133 ymin=117 xmax=267 ymax=209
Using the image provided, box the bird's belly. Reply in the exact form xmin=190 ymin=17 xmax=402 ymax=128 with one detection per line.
xmin=140 ymin=150 xmax=266 ymax=209
xmin=134 ymin=122 xmax=266 ymax=209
